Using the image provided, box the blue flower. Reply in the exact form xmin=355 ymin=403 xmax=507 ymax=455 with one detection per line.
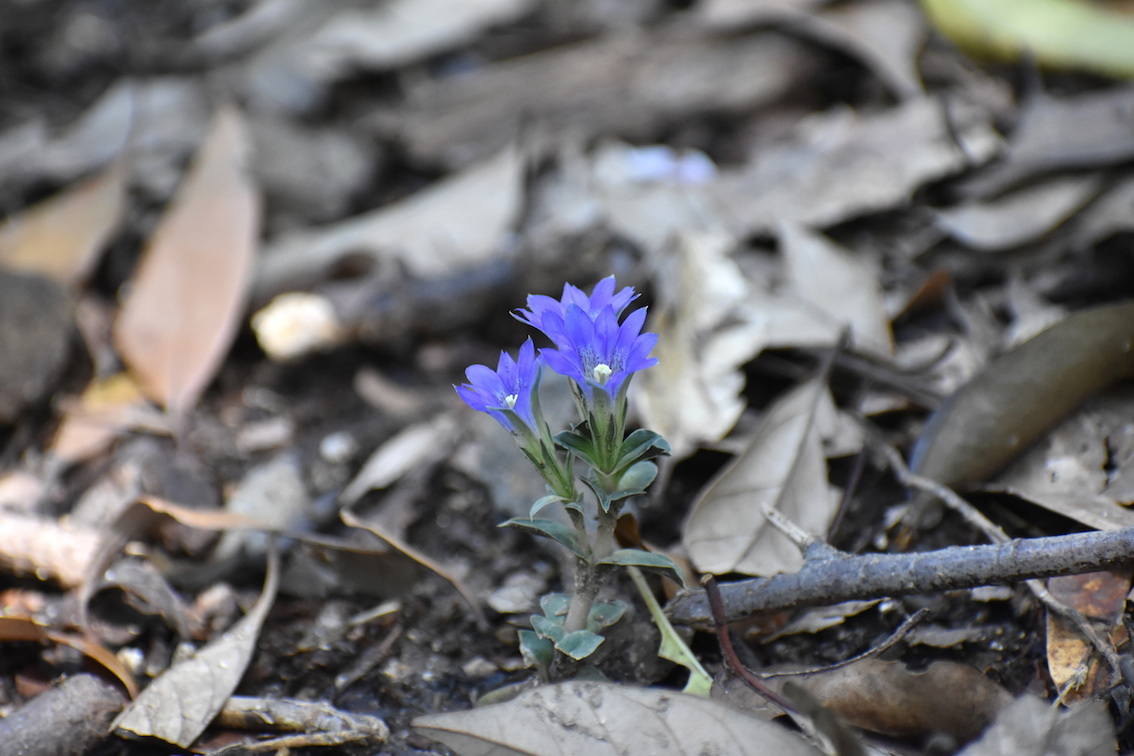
xmin=455 ymin=339 xmax=541 ymax=435
xmin=517 ymin=278 xmax=657 ymax=402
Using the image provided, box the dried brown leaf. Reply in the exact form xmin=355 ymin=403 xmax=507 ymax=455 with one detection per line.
xmin=779 ymin=223 xmax=893 ymax=356
xmin=0 ymin=160 xmax=126 ymax=285
xmin=113 ymin=106 xmax=260 ymax=417
xmin=413 ymin=681 xmax=822 ymax=756
xmin=683 ymin=377 xmax=840 ymax=575
xmin=911 ymin=301 xmax=1134 ymax=491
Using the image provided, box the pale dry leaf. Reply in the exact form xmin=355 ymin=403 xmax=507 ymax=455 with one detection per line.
xmin=0 ymin=511 xmax=100 ymax=587
xmin=715 ymin=96 xmax=1000 ymax=233
xmin=413 ymin=681 xmax=822 ymax=756
xmin=48 ymin=372 xmax=151 ymax=466
xmin=113 ymin=106 xmax=260 ymax=417
xmin=340 ymin=414 xmax=458 ymax=505
xmin=301 ymin=0 xmax=537 ymax=72
xmin=254 ymin=145 xmax=521 ymax=299
xmin=684 ymin=377 xmax=841 ymax=576
xmin=0 ymin=160 xmax=126 ymax=285
xmin=958 ymin=695 xmax=1115 ymax=756
xmin=697 ymin=0 xmax=826 ymax=27
xmin=779 ymin=223 xmax=893 ymax=356
xmin=933 ymin=175 xmax=1102 ymax=251
xmin=634 ymin=231 xmax=765 ymax=460
xmin=112 ymin=548 xmax=279 ymax=748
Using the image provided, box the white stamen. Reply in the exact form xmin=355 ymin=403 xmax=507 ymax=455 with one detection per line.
xmin=504 ymin=394 xmax=518 ymax=409
xmin=592 ymin=364 xmax=613 ymax=385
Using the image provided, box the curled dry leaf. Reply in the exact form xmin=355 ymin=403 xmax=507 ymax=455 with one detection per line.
xmin=413 ymin=681 xmax=822 ymax=756
xmin=683 ymin=376 xmax=841 ymax=576
xmin=112 ymin=547 xmax=279 ymax=748
xmin=635 ymin=231 xmax=766 ymax=460
xmin=113 ymin=106 xmax=260 ymax=417
xmin=911 ymin=301 xmax=1134 ymax=492
xmin=0 ymin=159 xmax=126 ymax=286
xmin=1045 ymin=570 xmax=1130 ymax=702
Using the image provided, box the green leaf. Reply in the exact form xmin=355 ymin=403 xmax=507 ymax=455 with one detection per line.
xmin=587 ymin=600 xmax=626 ymax=632
xmin=614 ymin=430 xmax=671 ymax=472
xmin=500 ymin=518 xmax=588 ymax=560
xmin=625 ymin=566 xmax=713 ymax=697
xmin=554 ymin=430 xmax=601 ymax=468
xmin=540 ymin=593 xmax=571 ymax=618
xmin=616 ymin=460 xmax=658 ymax=493
xmin=531 ymin=614 xmax=565 ymax=643
xmin=599 ymin=548 xmax=687 ymax=588
xmin=529 ymin=494 xmax=567 ymax=519
xmin=518 ymin=629 xmax=553 ymax=672
xmin=555 ymin=630 xmax=605 ymax=660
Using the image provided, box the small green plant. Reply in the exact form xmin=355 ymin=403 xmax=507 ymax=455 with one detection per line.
xmin=456 ymin=277 xmax=684 ymax=678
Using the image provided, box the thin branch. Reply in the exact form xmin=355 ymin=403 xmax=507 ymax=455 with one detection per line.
xmin=667 ymin=527 xmax=1134 ymax=625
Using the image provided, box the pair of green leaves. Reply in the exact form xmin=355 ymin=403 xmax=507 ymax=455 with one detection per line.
xmin=519 ymin=594 xmax=626 ymax=669
xmin=558 ymin=429 xmax=670 ymax=513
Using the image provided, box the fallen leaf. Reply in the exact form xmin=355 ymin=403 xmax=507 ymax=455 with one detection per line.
xmin=299 ymin=0 xmax=538 ymax=72
xmin=0 ymin=617 xmax=137 ymax=698
xmin=961 ymin=86 xmax=1134 ymax=198
xmin=48 ymin=372 xmax=153 ymax=466
xmin=958 ymin=695 xmax=1115 ymax=756
xmin=910 ymin=301 xmax=1134 ymax=491
xmin=933 ymin=175 xmax=1102 ymax=251
xmin=715 ymin=96 xmax=1000 ymax=234
xmin=696 ymin=0 xmax=826 ymax=27
xmin=779 ymin=223 xmax=893 ymax=356
xmin=782 ymin=658 xmax=1012 ymax=743
xmin=113 ymin=106 xmax=260 ymax=417
xmin=386 ymin=27 xmax=814 ymax=168
xmin=112 ymin=546 xmax=279 ymax=748
xmin=0 ymin=160 xmax=126 ymax=285
xmin=634 ymin=231 xmax=766 ymax=460
xmin=684 ymin=376 xmax=841 ymax=575
xmin=340 ymin=414 xmax=459 ymax=505
xmin=1045 ymin=570 xmax=1130 ymax=702
xmin=413 ymin=681 xmax=822 ymax=756
xmin=921 ymin=0 xmax=1134 ymax=79
xmin=254 ymin=145 xmax=521 ymax=299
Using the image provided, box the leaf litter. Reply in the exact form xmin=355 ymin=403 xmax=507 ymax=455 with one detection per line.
xmin=4 ymin=2 xmax=1134 ymax=754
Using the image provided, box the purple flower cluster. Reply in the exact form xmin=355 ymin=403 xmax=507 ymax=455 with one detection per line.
xmin=456 ymin=277 xmax=657 ymax=436
xmin=515 ymin=277 xmax=658 ymax=403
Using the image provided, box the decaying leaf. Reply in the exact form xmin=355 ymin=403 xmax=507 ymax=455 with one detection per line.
xmin=778 ymin=223 xmax=893 ymax=356
xmin=0 ymin=160 xmax=126 ymax=285
xmin=779 ymin=658 xmax=1013 ymax=743
xmin=957 ymin=694 xmax=1116 ymax=756
xmin=991 ymin=387 xmax=1134 ymax=530
xmin=714 ymin=95 xmax=1000 ymax=234
xmin=933 ymin=175 xmax=1102 ymax=251
xmin=635 ymin=231 xmax=766 ymax=460
xmin=298 ymin=0 xmax=538 ymax=72
xmin=113 ymin=106 xmax=260 ymax=417
xmin=340 ymin=414 xmax=458 ymax=505
xmin=1045 ymin=570 xmax=1130 ymax=702
xmin=910 ymin=301 xmax=1134 ymax=491
xmin=254 ymin=145 xmax=522 ymax=298
xmin=386 ymin=28 xmax=814 ymax=168
xmin=112 ymin=547 xmax=279 ymax=748
xmin=413 ymin=681 xmax=822 ymax=756
xmin=684 ymin=376 xmax=841 ymax=575
xmin=48 ymin=372 xmax=153 ymax=466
